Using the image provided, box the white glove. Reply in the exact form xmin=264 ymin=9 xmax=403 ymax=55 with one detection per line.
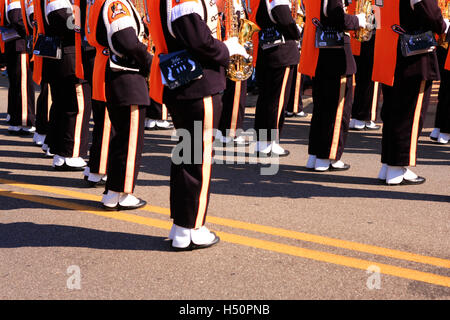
xmin=445 ymin=19 xmax=450 ymax=34
xmin=356 ymin=13 xmax=367 ymax=29
xmin=297 ymin=24 xmax=303 ymax=35
xmin=224 ymin=37 xmax=250 ymax=59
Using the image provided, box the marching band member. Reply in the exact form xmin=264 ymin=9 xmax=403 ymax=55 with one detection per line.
xmin=147 ymin=0 xmax=248 ymax=250
xmin=430 ymin=43 xmax=450 ymax=144
xmin=374 ymin=0 xmax=449 ymax=185
xmin=217 ymin=0 xmax=250 ymax=146
xmin=82 ymin=0 xmax=113 ymax=187
xmin=349 ymin=35 xmax=381 ymax=131
xmin=34 ymin=0 xmax=92 ymax=170
xmin=285 ymin=72 xmax=308 ymax=118
xmin=19 ymin=0 xmax=51 ymax=146
xmin=92 ymin=0 xmax=151 ymax=209
xmin=1 ymin=0 xmax=36 ymax=135
xmin=348 ymin=1 xmax=380 ymax=131
xmin=252 ymin=0 xmax=301 ymax=157
xmin=300 ymin=0 xmax=368 ymax=171
xmin=286 ymin=0 xmax=307 ymax=119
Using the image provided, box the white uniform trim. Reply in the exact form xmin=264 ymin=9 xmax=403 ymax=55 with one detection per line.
xmin=26 ymin=0 xmax=34 ymax=28
xmin=103 ymin=0 xmax=141 ymax=57
xmin=265 ymin=0 xmax=290 ymax=24
xmin=410 ymin=0 xmax=422 ymax=10
xmin=26 ymin=0 xmax=33 ymax=16
xmin=5 ymin=0 xmax=21 ymax=24
xmin=323 ymin=0 xmax=328 ymax=17
xmin=44 ymin=0 xmax=72 ymax=25
xmin=167 ymin=0 xmax=204 ymax=38
xmin=6 ymin=0 xmax=21 ymax=12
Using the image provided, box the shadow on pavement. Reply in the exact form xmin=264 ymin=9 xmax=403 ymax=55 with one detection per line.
xmin=0 ymin=222 xmax=172 ymax=251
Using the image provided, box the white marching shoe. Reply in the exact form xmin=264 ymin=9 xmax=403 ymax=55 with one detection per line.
xmin=155 ymin=120 xmax=174 ymax=130
xmin=270 ymin=141 xmax=290 ymax=157
xmin=144 ymin=118 xmax=156 ymax=130
xmin=378 ymin=163 xmax=388 ymax=180
xmin=385 ymin=166 xmax=425 ymax=185
xmin=233 ymin=135 xmax=249 ymax=146
xmin=314 ymin=158 xmax=350 ymax=172
xmin=437 ymin=133 xmax=449 ymax=144
xmin=365 ymin=121 xmax=380 ymax=130
xmin=33 ymin=133 xmax=46 ymax=146
xmin=170 ymin=224 xmax=220 ymax=251
xmin=101 ymin=190 xmax=146 ymax=211
xmin=306 ymin=154 xmax=317 ymax=169
xmin=430 ymin=128 xmax=440 ymax=141
xmin=349 ymin=119 xmax=365 ymax=130
xmin=52 ymin=155 xmax=86 ymax=171
xmin=255 ymin=141 xmax=272 ymax=156
xmin=83 ymin=167 xmax=107 ymax=187
xmin=42 ymin=144 xmax=54 ymax=157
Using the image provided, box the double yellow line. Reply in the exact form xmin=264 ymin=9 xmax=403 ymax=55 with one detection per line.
xmin=1 ymin=177 xmax=449 ymax=288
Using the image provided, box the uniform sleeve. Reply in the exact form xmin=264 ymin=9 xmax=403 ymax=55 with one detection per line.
xmin=270 ymin=4 xmax=301 ymax=40
xmin=47 ymin=8 xmax=74 ymax=39
xmin=111 ymin=27 xmax=152 ymax=76
xmin=7 ymin=9 xmax=27 ymax=38
xmin=325 ymin=0 xmax=359 ymax=31
xmin=171 ymin=13 xmax=230 ymax=68
xmin=413 ymin=0 xmax=447 ymax=34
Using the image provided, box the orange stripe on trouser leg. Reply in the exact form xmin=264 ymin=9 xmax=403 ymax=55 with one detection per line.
xmin=47 ymin=84 xmax=52 ymax=122
xmin=371 ymin=81 xmax=379 ymax=121
xmin=194 ymin=96 xmax=214 ymax=229
xmin=293 ymin=72 xmax=302 ymax=114
xmin=329 ymin=76 xmax=347 ymax=160
xmin=276 ymin=67 xmax=291 ymax=128
xmin=409 ymin=81 xmax=426 ymax=167
xmin=99 ymin=108 xmax=111 ymax=175
xmin=73 ymin=84 xmax=85 ymax=158
xmin=124 ymin=105 xmax=140 ymax=194
xmin=21 ymin=54 xmax=28 ymax=127
xmin=229 ymin=80 xmax=242 ymax=138
xmin=162 ymin=104 xmax=168 ymax=120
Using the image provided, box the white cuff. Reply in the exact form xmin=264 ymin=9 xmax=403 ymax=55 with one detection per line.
xmin=410 ymin=0 xmax=422 ymax=10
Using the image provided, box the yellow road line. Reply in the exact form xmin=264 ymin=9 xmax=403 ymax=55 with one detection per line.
xmin=1 ymin=177 xmax=449 ymax=269
xmin=1 ymin=187 xmax=450 ymax=288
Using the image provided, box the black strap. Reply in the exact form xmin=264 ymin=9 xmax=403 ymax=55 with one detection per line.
xmin=392 ymin=24 xmax=406 ymax=35
xmin=312 ymin=18 xmax=322 ymax=29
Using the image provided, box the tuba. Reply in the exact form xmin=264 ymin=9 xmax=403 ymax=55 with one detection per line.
xmin=225 ymin=0 xmax=260 ymax=81
xmin=438 ymin=0 xmax=449 ymax=49
xmin=354 ymin=0 xmax=374 ymax=42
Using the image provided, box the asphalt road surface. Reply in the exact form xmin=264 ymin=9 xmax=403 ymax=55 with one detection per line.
xmin=0 ymin=76 xmax=449 ymax=300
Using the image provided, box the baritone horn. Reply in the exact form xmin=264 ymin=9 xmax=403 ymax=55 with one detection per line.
xmin=438 ymin=0 xmax=449 ymax=49
xmin=354 ymin=0 xmax=375 ymax=42
xmin=225 ymin=0 xmax=260 ymax=81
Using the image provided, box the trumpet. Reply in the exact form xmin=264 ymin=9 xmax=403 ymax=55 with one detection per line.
xmin=438 ymin=0 xmax=449 ymax=49
xmin=225 ymin=0 xmax=260 ymax=81
xmin=354 ymin=0 xmax=375 ymax=42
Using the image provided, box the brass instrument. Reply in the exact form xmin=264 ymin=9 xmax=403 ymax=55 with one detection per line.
xmin=354 ymin=0 xmax=374 ymax=42
xmin=291 ymin=0 xmax=305 ymax=28
xmin=225 ymin=0 xmax=260 ymax=81
xmin=438 ymin=0 xmax=449 ymax=49
xmin=131 ymin=0 xmax=150 ymax=49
